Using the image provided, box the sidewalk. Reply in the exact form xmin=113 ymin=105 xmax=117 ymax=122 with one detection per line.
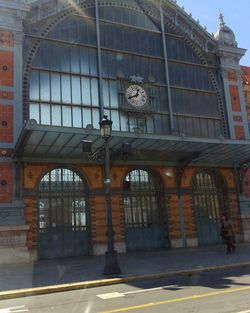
xmin=0 ymin=244 xmax=249 ymax=300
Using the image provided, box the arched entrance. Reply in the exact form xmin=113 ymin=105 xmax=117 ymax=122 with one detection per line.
xmin=193 ymin=170 xmax=227 ymax=245
xmin=123 ymin=169 xmax=167 ymax=251
xmin=38 ymin=168 xmax=90 ymax=259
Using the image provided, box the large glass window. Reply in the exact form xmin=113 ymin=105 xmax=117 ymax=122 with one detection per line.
xmin=123 ymin=169 xmax=167 ymax=250
xmin=193 ymin=171 xmax=227 ymax=245
xmin=26 ymin=4 xmax=222 ymax=138
xmin=38 ymin=168 xmax=90 ymax=258
xmin=124 ymin=169 xmax=160 ymax=228
xmin=39 ymin=168 xmax=89 ymax=231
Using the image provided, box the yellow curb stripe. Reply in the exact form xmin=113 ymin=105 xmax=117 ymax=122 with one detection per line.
xmin=99 ymin=285 xmax=250 ymax=313
xmin=0 ymin=262 xmax=249 ymax=300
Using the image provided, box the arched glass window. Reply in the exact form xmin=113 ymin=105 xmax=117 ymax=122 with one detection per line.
xmin=124 ymin=169 xmax=167 ymax=250
xmin=38 ymin=168 xmax=90 ymax=258
xmin=26 ymin=4 xmax=222 ymax=138
xmin=193 ymin=171 xmax=227 ymax=245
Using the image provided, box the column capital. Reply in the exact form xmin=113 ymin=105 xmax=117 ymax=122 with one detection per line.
xmin=0 ymin=0 xmax=30 ymax=32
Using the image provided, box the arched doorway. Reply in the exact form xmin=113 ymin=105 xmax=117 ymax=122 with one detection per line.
xmin=193 ymin=170 xmax=227 ymax=245
xmin=123 ymin=169 xmax=167 ymax=251
xmin=38 ymin=168 xmax=90 ymax=259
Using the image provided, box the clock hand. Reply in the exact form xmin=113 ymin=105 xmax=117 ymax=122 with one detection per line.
xmin=128 ymin=89 xmax=140 ymax=100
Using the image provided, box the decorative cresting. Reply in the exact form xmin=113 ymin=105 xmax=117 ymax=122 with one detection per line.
xmin=123 ymin=169 xmax=167 ymax=250
xmin=38 ymin=167 xmax=90 ymax=259
xmin=192 ymin=170 xmax=227 ymax=245
xmin=23 ymin=0 xmax=226 ymax=136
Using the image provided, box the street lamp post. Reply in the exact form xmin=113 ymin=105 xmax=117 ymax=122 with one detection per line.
xmin=99 ymin=115 xmax=121 ymax=275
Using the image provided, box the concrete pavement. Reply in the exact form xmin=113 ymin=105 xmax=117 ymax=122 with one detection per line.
xmin=0 ymin=244 xmax=249 ymax=300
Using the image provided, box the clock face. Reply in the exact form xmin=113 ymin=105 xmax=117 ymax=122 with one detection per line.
xmin=125 ymin=84 xmax=147 ymax=108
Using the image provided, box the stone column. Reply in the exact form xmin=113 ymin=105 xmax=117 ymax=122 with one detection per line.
xmin=0 ymin=1 xmax=30 ymax=264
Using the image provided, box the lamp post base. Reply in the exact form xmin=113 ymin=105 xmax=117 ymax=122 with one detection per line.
xmin=103 ymin=250 xmax=121 ymax=275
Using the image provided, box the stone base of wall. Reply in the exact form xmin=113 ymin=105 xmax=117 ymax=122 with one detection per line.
xmin=170 ymin=239 xmax=183 ymax=248
xmin=0 ymin=225 xmax=30 ymax=264
xmin=93 ymin=242 xmax=126 ymax=255
xmin=0 ymin=247 xmax=30 ymax=264
xmin=186 ymin=238 xmax=198 ymax=247
xmin=241 ymin=213 xmax=250 ymax=242
xmin=170 ymin=238 xmax=198 ymax=248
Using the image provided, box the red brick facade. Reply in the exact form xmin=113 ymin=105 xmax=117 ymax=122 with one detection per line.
xmin=0 ymin=51 xmax=14 ymax=87
xmin=0 ymin=163 xmax=13 ymax=203
xmin=22 ymin=164 xmax=241 ymax=251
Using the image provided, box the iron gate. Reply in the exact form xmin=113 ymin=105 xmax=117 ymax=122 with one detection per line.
xmin=38 ymin=168 xmax=90 ymax=259
xmin=124 ymin=169 xmax=167 ymax=250
xmin=193 ymin=171 xmax=226 ymax=245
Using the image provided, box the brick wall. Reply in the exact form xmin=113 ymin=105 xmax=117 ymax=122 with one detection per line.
xmin=0 ymin=51 xmax=14 ymax=87
xmin=22 ymin=164 xmax=242 ymax=251
xmin=0 ymin=30 xmax=15 ymax=207
xmin=0 ymin=104 xmax=13 ymax=142
xmin=0 ymin=163 xmax=13 ymax=203
xmin=229 ymin=85 xmax=241 ymax=112
xmin=242 ymin=66 xmax=250 ymax=125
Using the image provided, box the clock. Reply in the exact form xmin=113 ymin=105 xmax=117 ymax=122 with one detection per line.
xmin=125 ymin=84 xmax=148 ymax=108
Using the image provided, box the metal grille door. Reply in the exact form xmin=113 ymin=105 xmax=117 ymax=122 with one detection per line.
xmin=38 ymin=168 xmax=90 ymax=259
xmin=124 ymin=169 xmax=167 ymax=251
xmin=193 ymin=171 xmax=225 ymax=245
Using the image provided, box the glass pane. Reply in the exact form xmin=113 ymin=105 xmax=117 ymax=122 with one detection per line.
xmin=120 ymin=114 xmax=128 ymax=131
xmin=61 ymin=75 xmax=71 ymax=103
xmin=51 ymin=105 xmax=62 ymax=126
xmin=61 ymin=46 xmax=70 ymax=72
xmin=80 ymin=47 xmax=89 ymax=75
xmin=40 ymin=72 xmax=50 ymax=102
xmin=91 ymin=79 xmax=99 ymax=106
xmin=51 ymin=74 xmax=61 ymax=102
xmin=62 ymin=106 xmax=72 ymax=126
xmin=49 ymin=44 xmax=61 ymax=71
xmin=92 ymin=109 xmax=100 ymax=128
xmin=103 ymin=80 xmax=110 ymax=107
xmin=110 ymin=81 xmax=118 ymax=108
xmin=71 ymin=76 xmax=81 ymax=105
xmin=89 ymin=49 xmax=97 ymax=75
xmin=81 ymin=77 xmax=91 ymax=106
xmin=70 ymin=46 xmax=80 ymax=73
xmin=38 ymin=42 xmax=50 ymax=68
xmin=40 ymin=103 xmax=51 ymax=125
xmin=29 ymin=71 xmax=39 ymax=100
xmin=111 ymin=110 xmax=120 ymax=131
xmin=82 ymin=108 xmax=92 ymax=127
xmin=29 ymin=103 xmax=40 ymax=123
xmin=72 ymin=106 xmax=82 ymax=128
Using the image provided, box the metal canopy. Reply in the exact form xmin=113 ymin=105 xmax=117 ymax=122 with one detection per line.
xmin=14 ymin=122 xmax=250 ymax=167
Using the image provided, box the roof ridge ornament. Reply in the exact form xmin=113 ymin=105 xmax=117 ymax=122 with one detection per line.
xmin=130 ymin=74 xmax=144 ymax=84
xmin=219 ymin=12 xmax=225 ymax=28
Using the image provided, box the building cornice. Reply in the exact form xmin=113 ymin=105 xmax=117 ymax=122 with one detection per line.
xmin=0 ymin=0 xmax=30 ymax=12
xmin=0 ymin=0 xmax=31 ymax=31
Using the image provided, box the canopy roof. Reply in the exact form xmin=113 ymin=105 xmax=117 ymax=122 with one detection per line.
xmin=14 ymin=121 xmax=250 ymax=167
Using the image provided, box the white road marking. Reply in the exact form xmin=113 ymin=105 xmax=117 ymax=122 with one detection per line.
xmin=123 ymin=285 xmax=177 ymax=295
xmin=97 ymin=285 xmax=177 ymax=300
xmin=0 ymin=306 xmax=28 ymax=313
xmin=234 ymin=311 xmax=250 ymax=313
xmin=97 ymin=292 xmax=125 ymax=299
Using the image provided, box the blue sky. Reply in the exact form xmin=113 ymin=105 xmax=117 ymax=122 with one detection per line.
xmin=175 ymin=0 xmax=249 ymax=66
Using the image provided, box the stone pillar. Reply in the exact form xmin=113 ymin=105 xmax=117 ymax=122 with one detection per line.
xmin=0 ymin=1 xmax=31 ymax=264
xmin=215 ymin=15 xmax=249 ymax=139
xmin=238 ymin=168 xmax=250 ymax=242
xmin=215 ymin=16 xmax=250 ymax=243
xmin=240 ymin=68 xmax=250 ymax=242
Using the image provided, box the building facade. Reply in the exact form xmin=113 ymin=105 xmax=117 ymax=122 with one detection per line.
xmin=0 ymin=0 xmax=250 ymax=263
